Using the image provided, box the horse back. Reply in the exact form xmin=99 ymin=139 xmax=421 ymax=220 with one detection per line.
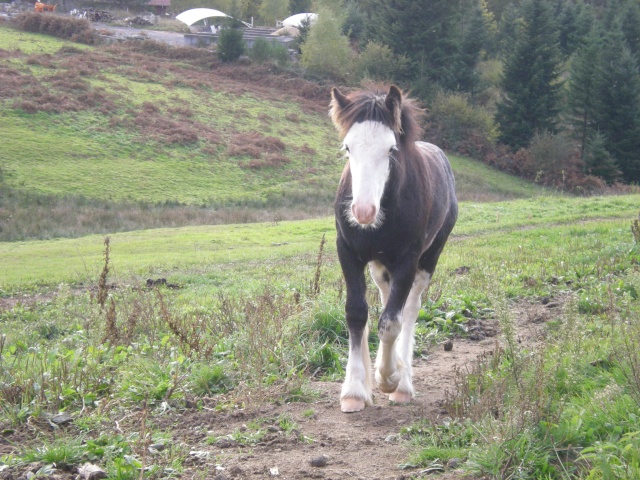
xmin=415 ymin=141 xmax=458 ymax=255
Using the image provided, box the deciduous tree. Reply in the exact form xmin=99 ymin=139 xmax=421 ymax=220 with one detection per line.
xmin=300 ymin=7 xmax=351 ymax=82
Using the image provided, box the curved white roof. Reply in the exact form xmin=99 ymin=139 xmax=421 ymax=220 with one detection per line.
xmin=176 ymin=8 xmax=229 ymax=26
xmin=282 ymin=13 xmax=317 ymax=28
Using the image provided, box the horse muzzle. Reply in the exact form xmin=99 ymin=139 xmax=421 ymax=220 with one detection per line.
xmin=351 ymin=203 xmax=377 ymax=226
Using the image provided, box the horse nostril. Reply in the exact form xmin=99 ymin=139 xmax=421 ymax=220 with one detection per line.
xmin=366 ymin=205 xmax=376 ymax=222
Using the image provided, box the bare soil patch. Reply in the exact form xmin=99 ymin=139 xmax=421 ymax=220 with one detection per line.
xmin=146 ymin=340 xmax=494 ymax=480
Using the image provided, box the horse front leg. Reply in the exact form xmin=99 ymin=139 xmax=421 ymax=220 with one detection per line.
xmin=375 ymin=261 xmax=416 ymax=395
xmin=337 ymin=239 xmax=373 ymax=413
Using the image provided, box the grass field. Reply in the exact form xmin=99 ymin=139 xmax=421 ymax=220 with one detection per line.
xmin=2 ymin=24 xmax=640 ymax=480
xmin=0 ymin=23 xmax=549 ymax=244
xmin=2 ymin=194 xmax=640 ymax=479
xmin=1 ymin=194 xmax=639 ymax=294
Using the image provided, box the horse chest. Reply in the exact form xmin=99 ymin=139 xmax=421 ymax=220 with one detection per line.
xmin=338 ymin=217 xmax=423 ymax=265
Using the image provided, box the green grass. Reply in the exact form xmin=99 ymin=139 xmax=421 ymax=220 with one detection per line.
xmin=2 ymin=195 xmax=638 ymax=293
xmin=448 ymin=153 xmax=544 ymax=201
xmin=0 ymin=25 xmax=92 ymax=54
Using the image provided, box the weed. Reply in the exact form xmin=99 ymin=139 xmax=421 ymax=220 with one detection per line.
xmin=158 ymin=290 xmax=215 ymax=359
xmin=97 ymin=237 xmax=111 ymax=310
xmin=21 ymin=439 xmax=84 ymax=468
xmin=614 ymin=308 xmax=640 ymax=409
xmin=277 ymin=414 xmax=298 ymax=434
xmin=632 ymin=212 xmax=640 ymax=244
xmin=307 ymin=343 xmax=343 ymax=377
xmin=309 ymin=234 xmax=326 ymax=298
xmin=281 ymin=384 xmax=320 ymax=403
xmin=103 ymin=298 xmax=118 ymax=342
xmin=307 ymin=310 xmax=348 ymax=345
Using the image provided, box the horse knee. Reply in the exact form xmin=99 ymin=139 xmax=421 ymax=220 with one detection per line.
xmin=378 ymin=312 xmax=401 ymax=344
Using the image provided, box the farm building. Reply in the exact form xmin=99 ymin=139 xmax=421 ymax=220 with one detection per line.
xmin=147 ymin=0 xmax=170 ymax=15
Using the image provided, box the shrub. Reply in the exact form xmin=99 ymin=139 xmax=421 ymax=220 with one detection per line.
xmin=191 ymin=364 xmax=233 ymax=395
xmin=217 ymin=28 xmax=245 ymax=63
xmin=13 ymin=13 xmax=97 ymax=44
xmin=426 ymin=92 xmax=498 ymax=158
xmin=526 ymin=131 xmax=577 ymax=185
xmin=250 ymin=38 xmax=272 ymax=63
xmin=249 ymin=38 xmax=289 ymax=67
xmin=354 ymin=41 xmax=409 ymax=82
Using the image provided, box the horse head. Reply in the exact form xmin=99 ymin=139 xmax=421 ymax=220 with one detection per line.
xmin=330 ymin=85 xmax=416 ymax=228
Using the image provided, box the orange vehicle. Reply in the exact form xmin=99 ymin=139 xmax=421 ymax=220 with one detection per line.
xmin=34 ymin=2 xmax=59 ymax=12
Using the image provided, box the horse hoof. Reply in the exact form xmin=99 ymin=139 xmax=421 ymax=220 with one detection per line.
xmin=389 ymin=390 xmax=412 ymax=403
xmin=341 ymin=397 xmax=366 ymax=413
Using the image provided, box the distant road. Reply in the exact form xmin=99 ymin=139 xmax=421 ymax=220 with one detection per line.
xmin=93 ymin=23 xmax=187 ymax=46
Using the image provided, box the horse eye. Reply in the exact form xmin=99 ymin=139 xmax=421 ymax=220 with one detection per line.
xmin=343 ymin=145 xmax=350 ymax=153
xmin=389 ymin=146 xmax=398 ymax=155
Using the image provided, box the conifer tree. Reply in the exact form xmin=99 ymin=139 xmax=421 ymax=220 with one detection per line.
xmin=583 ymin=132 xmax=621 ymax=184
xmin=457 ymin=3 xmax=490 ymax=92
xmin=557 ymin=1 xmax=593 ymax=57
xmin=217 ymin=27 xmax=245 ymax=62
xmin=365 ymin=0 xmax=464 ymax=93
xmin=595 ymin=24 xmax=640 ymax=183
xmin=567 ymin=26 xmax=603 ymax=161
xmin=620 ymin=0 xmax=640 ymax=64
xmin=495 ymin=0 xmax=561 ymax=150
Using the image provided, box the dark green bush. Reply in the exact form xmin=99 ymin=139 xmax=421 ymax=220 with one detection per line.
xmin=250 ymin=38 xmax=290 ymax=67
xmin=218 ymin=28 xmax=245 ymax=63
xmin=426 ymin=92 xmax=498 ymax=158
xmin=250 ymin=38 xmax=271 ymax=63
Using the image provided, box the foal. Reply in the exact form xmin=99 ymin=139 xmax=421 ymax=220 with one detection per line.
xmin=330 ymin=85 xmax=458 ymax=412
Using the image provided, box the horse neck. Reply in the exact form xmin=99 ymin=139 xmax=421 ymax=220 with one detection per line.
xmin=385 ymin=138 xmax=421 ymax=199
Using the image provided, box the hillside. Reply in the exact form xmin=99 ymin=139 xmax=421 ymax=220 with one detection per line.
xmin=0 ymin=24 xmax=547 ymax=242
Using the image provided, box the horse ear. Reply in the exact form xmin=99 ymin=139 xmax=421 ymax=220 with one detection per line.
xmin=330 ymin=88 xmax=352 ymax=134
xmin=385 ymin=85 xmax=403 ymax=134
xmin=331 ymin=87 xmax=351 ymax=112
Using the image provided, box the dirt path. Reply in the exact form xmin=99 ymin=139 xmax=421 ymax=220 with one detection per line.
xmin=162 ymin=335 xmax=500 ymax=480
xmin=165 ymin=299 xmax=561 ymax=480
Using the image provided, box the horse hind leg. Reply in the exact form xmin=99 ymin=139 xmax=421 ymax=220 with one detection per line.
xmin=388 ymin=269 xmax=431 ymax=403
xmin=370 ymin=262 xmax=402 ymax=393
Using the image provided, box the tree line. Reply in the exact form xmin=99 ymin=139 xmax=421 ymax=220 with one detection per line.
xmin=203 ymin=0 xmax=640 ymax=187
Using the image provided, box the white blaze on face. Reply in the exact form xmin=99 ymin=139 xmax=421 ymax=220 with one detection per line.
xmin=343 ymin=120 xmax=396 ymax=228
